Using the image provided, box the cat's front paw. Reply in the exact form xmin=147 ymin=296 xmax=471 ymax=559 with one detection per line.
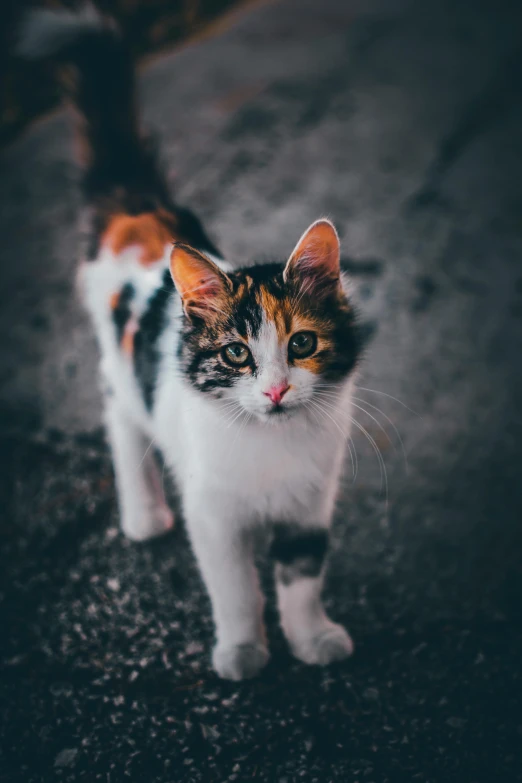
xmin=290 ymin=622 xmax=354 ymax=666
xmin=121 ymin=504 xmax=174 ymax=542
xmin=212 ymin=642 xmax=269 ymax=681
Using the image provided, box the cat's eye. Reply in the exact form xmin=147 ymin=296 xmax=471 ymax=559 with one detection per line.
xmin=289 ymin=331 xmax=317 ymax=359
xmin=222 ymin=342 xmax=251 ymax=367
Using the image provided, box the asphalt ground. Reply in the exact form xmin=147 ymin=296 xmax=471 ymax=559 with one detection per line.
xmin=1 ymin=0 xmax=522 ymax=780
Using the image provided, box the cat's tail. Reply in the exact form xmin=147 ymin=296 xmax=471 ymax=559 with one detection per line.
xmin=17 ymin=3 xmax=170 ymax=210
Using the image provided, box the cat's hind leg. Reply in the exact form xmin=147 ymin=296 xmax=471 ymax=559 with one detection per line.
xmin=105 ymin=398 xmax=173 ymax=541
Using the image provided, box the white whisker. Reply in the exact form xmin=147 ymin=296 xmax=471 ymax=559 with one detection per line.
xmin=355 ymin=386 xmax=422 ymax=418
xmin=352 ymin=396 xmax=408 ymax=472
xmin=138 ymin=437 xmax=156 ymax=469
xmin=316 ymin=392 xmax=392 ymax=450
xmin=306 ymin=396 xmax=358 ymax=481
xmin=312 ymin=396 xmax=388 ymax=505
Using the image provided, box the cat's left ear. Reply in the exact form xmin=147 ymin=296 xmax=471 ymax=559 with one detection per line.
xmin=284 ymin=219 xmax=341 ymax=297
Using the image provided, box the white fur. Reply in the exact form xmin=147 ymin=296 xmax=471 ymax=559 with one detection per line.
xmin=81 ymin=236 xmax=355 ymax=679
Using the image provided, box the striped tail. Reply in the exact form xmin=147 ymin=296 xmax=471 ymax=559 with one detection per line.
xmin=17 ymin=3 xmax=221 ymax=261
xmin=17 ymin=4 xmax=172 ymax=213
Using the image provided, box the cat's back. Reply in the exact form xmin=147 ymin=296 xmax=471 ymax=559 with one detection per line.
xmin=80 ymin=212 xmax=175 ymax=355
xmin=81 ymin=207 xmax=228 ymax=429
xmin=78 ymin=212 xmax=177 ymax=429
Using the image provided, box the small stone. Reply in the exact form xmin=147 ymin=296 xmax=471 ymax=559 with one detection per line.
xmin=185 ymin=641 xmax=204 ymax=655
xmin=200 ymin=724 xmax=220 ymax=741
xmin=446 ymin=717 xmax=466 ymax=729
xmin=105 ymin=527 xmax=118 ymax=540
xmin=54 ymin=748 xmax=78 ymax=768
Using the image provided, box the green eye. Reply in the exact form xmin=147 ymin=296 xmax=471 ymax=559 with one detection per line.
xmin=222 ymin=342 xmax=251 ymax=367
xmin=289 ymin=331 xmax=317 ymax=359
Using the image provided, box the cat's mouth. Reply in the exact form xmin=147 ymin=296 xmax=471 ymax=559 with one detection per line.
xmin=258 ymin=402 xmax=301 ymax=423
xmin=267 ymin=405 xmax=287 ymax=416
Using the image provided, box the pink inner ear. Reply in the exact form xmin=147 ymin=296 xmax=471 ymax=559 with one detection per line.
xmin=184 ymin=279 xmax=224 ymax=317
xmin=285 ymin=219 xmax=341 ymax=290
xmin=170 ymin=244 xmax=229 ymax=318
xmin=186 ymin=272 xmax=222 ymax=300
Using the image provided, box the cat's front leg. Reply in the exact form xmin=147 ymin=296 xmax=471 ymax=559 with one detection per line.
xmin=105 ymin=399 xmax=174 ymax=541
xmin=271 ymin=522 xmax=353 ymax=666
xmin=184 ymin=492 xmax=268 ymax=681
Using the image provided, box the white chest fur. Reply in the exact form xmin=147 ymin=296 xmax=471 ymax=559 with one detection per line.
xmin=154 ymin=372 xmax=348 ymax=526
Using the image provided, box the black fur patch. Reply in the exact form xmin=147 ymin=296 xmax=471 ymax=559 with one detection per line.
xmin=180 ymin=331 xmax=245 ymax=396
xmin=133 ymin=271 xmax=176 ymax=410
xmin=270 ymin=523 xmax=328 ymax=584
xmin=175 ymin=207 xmax=222 ymax=261
xmin=112 ymin=283 xmax=135 ymax=343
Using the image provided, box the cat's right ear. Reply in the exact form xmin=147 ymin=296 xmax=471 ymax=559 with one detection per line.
xmin=170 ymin=244 xmax=231 ymax=321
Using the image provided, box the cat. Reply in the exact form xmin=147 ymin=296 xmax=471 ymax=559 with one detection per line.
xmin=19 ymin=4 xmax=363 ymax=680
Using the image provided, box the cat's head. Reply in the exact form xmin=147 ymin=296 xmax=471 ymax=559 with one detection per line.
xmin=170 ymin=219 xmax=361 ymax=423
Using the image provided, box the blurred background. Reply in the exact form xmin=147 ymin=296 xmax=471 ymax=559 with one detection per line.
xmin=0 ymin=0 xmax=241 ymax=146
xmin=1 ymin=1 xmax=522 ymax=782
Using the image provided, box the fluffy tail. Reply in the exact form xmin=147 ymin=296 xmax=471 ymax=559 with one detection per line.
xmin=17 ymin=4 xmax=170 ymax=210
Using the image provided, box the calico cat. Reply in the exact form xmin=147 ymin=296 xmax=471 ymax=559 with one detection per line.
xmin=19 ymin=5 xmax=362 ymax=680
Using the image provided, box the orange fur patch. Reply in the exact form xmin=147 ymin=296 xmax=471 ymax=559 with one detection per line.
xmin=121 ymin=319 xmax=138 ymax=356
xmin=258 ymin=286 xmax=293 ymax=340
xmin=109 ymin=291 xmax=120 ymax=310
xmin=102 ymin=209 xmax=178 ymax=266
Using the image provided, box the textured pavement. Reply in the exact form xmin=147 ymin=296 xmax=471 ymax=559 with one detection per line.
xmin=1 ymin=0 xmax=522 ymax=781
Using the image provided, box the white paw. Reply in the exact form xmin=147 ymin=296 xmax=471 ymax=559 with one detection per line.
xmin=289 ymin=622 xmax=354 ymax=666
xmin=121 ymin=504 xmax=174 ymax=542
xmin=212 ymin=642 xmax=269 ymax=681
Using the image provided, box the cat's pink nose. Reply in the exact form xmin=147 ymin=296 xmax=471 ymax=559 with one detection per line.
xmin=263 ymin=382 xmax=290 ymax=406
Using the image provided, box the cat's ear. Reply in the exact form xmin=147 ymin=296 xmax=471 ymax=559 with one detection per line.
xmin=284 ymin=219 xmax=341 ymax=297
xmin=170 ymin=244 xmax=231 ymax=320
